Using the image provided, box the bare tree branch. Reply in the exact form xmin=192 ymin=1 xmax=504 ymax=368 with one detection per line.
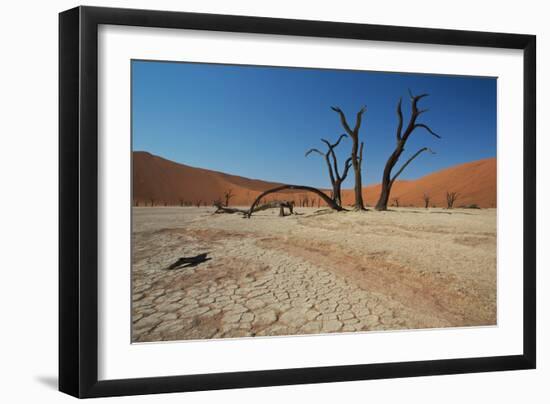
xmin=331 ymin=106 xmax=353 ymax=136
xmin=322 ymin=133 xmax=347 ymax=149
xmin=414 ymin=123 xmax=441 ymax=139
xmin=305 ymin=148 xmax=324 ymax=157
xmin=328 ymin=148 xmax=341 ymax=180
xmin=320 ymin=134 xmax=348 ymax=181
xmin=391 ymin=147 xmax=434 ymax=184
xmin=417 ymin=108 xmax=429 ymax=116
xmin=341 ymin=157 xmax=353 ymax=181
xmin=396 ymin=97 xmax=403 ymax=141
xmin=353 ymin=106 xmax=367 ymax=133
xmin=333 ymin=133 xmax=348 ymax=148
xmin=408 ymin=88 xmax=429 ymax=103
xmin=306 ymin=146 xmax=336 ymax=187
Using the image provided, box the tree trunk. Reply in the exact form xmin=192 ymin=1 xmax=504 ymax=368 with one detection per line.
xmin=351 ymin=142 xmax=364 ymax=210
xmin=375 ymin=148 xmax=401 ymax=211
xmin=333 ymin=183 xmax=342 ymax=207
xmin=376 ymin=179 xmax=391 ymax=211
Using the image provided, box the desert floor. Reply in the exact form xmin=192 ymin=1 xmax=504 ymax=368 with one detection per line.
xmin=132 ymin=206 xmax=496 ymax=342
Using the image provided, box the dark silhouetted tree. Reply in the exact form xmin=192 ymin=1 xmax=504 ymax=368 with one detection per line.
xmin=306 ymin=133 xmax=352 ymax=208
xmin=223 ymin=189 xmax=234 ymax=207
xmin=446 ymin=192 xmax=459 ymax=209
xmin=423 ymin=193 xmax=431 ymax=209
xmin=375 ymin=90 xmax=440 ymax=211
xmin=331 ymin=106 xmax=367 ymax=210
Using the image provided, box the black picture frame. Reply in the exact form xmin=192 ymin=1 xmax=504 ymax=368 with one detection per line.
xmin=59 ymin=5 xmax=536 ymax=398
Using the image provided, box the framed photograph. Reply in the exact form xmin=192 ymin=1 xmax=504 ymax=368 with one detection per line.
xmin=59 ymin=6 xmax=536 ymax=398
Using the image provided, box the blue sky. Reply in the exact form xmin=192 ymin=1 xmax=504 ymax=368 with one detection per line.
xmin=132 ymin=60 xmax=496 ymax=188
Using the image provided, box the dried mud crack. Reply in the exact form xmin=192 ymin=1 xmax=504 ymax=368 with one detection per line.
xmin=132 ymin=207 xmax=496 ymax=342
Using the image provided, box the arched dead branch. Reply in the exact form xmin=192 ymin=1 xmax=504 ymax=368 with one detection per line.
xmin=246 ymin=185 xmax=343 ymax=218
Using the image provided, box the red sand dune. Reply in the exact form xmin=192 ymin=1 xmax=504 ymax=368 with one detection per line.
xmin=345 ymin=158 xmax=496 ymax=208
xmin=133 ymin=151 xmax=496 ymax=208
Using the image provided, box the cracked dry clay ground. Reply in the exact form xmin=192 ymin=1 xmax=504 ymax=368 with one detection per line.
xmin=132 ymin=207 xmax=496 ymax=342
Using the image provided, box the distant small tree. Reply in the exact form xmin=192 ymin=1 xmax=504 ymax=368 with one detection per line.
xmin=423 ymin=193 xmax=431 ymax=209
xmin=150 ymin=198 xmax=155 ymax=207
xmin=446 ymin=192 xmax=459 ymax=209
xmin=195 ymin=200 xmax=202 ymax=208
xmin=224 ymin=189 xmax=235 ymax=207
xmin=392 ymin=197 xmax=400 ymax=207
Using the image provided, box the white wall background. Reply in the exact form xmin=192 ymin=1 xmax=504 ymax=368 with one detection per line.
xmin=0 ymin=1 xmax=546 ymax=402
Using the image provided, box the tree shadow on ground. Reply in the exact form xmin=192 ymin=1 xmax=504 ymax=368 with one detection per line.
xmin=166 ymin=253 xmax=212 ymax=270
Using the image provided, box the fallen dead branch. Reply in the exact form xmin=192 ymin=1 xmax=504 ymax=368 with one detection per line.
xmin=213 ymin=203 xmax=248 ymax=215
xmin=214 ymin=200 xmax=295 ymax=217
xmin=247 ymin=185 xmax=343 ymax=218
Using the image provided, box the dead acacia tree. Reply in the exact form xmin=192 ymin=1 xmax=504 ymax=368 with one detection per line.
xmin=246 ymin=185 xmax=343 ymax=218
xmin=446 ymin=192 xmax=459 ymax=209
xmin=195 ymin=200 xmax=202 ymax=208
xmin=331 ymin=106 xmax=367 ymax=210
xmin=375 ymin=91 xmax=440 ymax=211
xmin=423 ymin=193 xmax=431 ymax=209
xmin=392 ymin=197 xmax=400 ymax=208
xmin=223 ymin=189 xmax=234 ymax=207
xmin=306 ymin=134 xmax=352 ymax=208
